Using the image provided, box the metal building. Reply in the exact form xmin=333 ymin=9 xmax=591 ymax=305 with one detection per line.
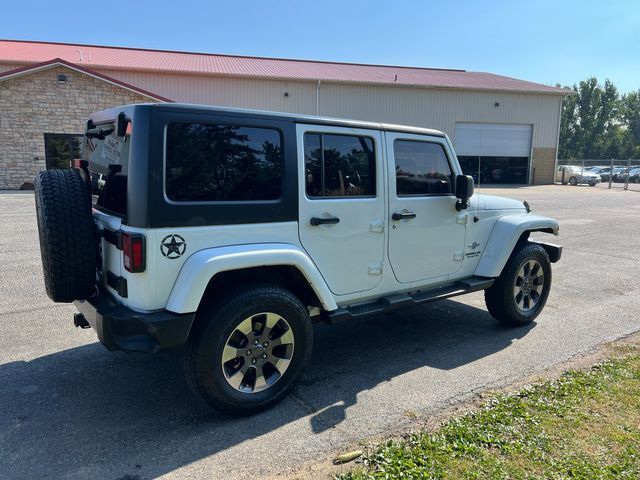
xmin=0 ymin=40 xmax=567 ymax=190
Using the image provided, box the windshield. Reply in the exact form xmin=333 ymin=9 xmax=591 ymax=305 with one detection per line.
xmin=82 ymin=121 xmax=131 ymax=217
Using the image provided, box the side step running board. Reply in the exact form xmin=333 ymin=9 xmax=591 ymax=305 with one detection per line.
xmin=326 ymin=276 xmax=494 ymax=324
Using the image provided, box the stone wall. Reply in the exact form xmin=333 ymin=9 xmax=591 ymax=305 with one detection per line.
xmin=532 ymin=147 xmax=557 ymax=185
xmin=0 ymin=66 xmax=154 ymax=189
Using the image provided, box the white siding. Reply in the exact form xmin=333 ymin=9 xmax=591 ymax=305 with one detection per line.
xmin=318 ymin=83 xmax=561 ymax=149
xmin=79 ymin=68 xmax=563 ymax=149
xmin=97 ymin=69 xmax=318 ymax=114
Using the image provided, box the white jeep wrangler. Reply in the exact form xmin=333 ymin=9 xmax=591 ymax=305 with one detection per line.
xmin=34 ymin=103 xmax=561 ymax=415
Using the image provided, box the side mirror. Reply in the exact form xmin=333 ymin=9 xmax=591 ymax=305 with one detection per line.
xmin=455 ymin=175 xmax=474 ymax=211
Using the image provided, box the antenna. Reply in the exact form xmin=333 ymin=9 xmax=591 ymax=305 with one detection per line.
xmin=474 ymin=154 xmax=480 ymax=222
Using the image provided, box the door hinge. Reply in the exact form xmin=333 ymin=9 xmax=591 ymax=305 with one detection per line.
xmin=453 ymin=251 xmax=464 ymax=262
xmin=102 ymin=227 xmax=122 ymax=250
xmin=370 ymin=220 xmax=384 ymax=233
xmin=456 ymin=213 xmax=469 ymax=225
xmin=368 ymin=263 xmax=383 ymax=275
xmin=106 ymin=270 xmax=128 ymax=297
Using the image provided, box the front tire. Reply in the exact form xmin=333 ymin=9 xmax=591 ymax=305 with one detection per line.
xmin=569 ymin=176 xmax=578 ymax=186
xmin=485 ymin=242 xmax=552 ymax=326
xmin=183 ymin=284 xmax=313 ymax=415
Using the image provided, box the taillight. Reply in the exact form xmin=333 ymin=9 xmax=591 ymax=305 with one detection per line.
xmin=122 ymin=233 xmax=145 ymax=273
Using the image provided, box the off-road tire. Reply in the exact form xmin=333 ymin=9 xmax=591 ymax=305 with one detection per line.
xmin=34 ymin=169 xmax=97 ymax=303
xmin=485 ymin=242 xmax=552 ymax=327
xmin=183 ymin=284 xmax=313 ymax=415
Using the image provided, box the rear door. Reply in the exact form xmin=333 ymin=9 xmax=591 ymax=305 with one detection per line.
xmin=386 ymin=132 xmax=466 ymax=284
xmin=297 ymin=124 xmax=385 ymax=295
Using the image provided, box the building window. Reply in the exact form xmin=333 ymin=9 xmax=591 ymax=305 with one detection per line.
xmin=304 ymin=133 xmax=376 ymax=198
xmin=44 ymin=133 xmax=83 ymax=170
xmin=165 ymin=122 xmax=283 ymax=202
xmin=393 ymin=140 xmax=453 ymax=195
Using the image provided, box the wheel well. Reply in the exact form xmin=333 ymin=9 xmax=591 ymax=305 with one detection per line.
xmin=517 ymin=227 xmax=555 ymax=246
xmin=201 ymin=266 xmax=323 ymax=310
xmin=502 ymin=229 xmax=555 ymax=273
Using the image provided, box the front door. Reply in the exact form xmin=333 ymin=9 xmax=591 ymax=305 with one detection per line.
xmin=297 ymin=125 xmax=385 ymax=295
xmin=386 ymin=132 xmax=466 ymax=284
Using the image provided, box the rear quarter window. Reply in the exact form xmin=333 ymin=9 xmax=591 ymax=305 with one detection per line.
xmin=165 ymin=122 xmax=283 ymax=202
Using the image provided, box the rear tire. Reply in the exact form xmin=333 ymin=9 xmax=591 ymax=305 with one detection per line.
xmin=183 ymin=284 xmax=313 ymax=415
xmin=569 ymin=176 xmax=578 ymax=186
xmin=485 ymin=242 xmax=552 ymax=326
xmin=34 ymin=169 xmax=97 ymax=303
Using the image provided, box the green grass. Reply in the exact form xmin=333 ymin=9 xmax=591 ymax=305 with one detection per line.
xmin=337 ymin=347 xmax=640 ymax=480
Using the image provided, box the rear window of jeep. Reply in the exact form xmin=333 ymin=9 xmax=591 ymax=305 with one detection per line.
xmin=83 ymin=122 xmax=131 ymax=216
xmin=165 ymin=123 xmax=283 ymax=202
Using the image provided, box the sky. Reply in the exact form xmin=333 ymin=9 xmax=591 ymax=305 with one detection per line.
xmin=2 ymin=0 xmax=639 ymax=92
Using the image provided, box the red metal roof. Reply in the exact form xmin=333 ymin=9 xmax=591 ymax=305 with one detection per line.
xmin=0 ymin=39 xmax=567 ymax=94
xmin=0 ymin=58 xmax=172 ymax=101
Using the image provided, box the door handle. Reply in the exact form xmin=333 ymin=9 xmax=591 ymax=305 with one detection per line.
xmin=310 ymin=216 xmax=340 ymax=226
xmin=392 ymin=212 xmax=417 ymax=221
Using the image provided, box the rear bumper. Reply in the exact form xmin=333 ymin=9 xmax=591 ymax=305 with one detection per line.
xmin=74 ymin=287 xmax=195 ymax=353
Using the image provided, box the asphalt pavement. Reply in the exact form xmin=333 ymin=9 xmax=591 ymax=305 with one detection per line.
xmin=1 ymin=185 xmax=639 ymax=479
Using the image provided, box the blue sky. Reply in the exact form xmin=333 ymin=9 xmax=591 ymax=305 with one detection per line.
xmin=3 ymin=0 xmax=639 ymax=92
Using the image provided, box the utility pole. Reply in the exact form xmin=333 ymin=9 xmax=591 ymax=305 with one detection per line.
xmin=608 ymin=158 xmax=613 ymax=189
xmin=625 ymin=159 xmax=630 ymax=191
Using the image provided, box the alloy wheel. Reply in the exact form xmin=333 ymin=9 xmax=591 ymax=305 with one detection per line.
xmin=513 ymin=260 xmax=545 ymax=312
xmin=221 ymin=312 xmax=294 ymax=393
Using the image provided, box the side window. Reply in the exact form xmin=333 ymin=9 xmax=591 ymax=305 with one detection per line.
xmin=304 ymin=133 xmax=376 ymax=198
xmin=393 ymin=140 xmax=453 ymax=195
xmin=165 ymin=122 xmax=283 ymax=202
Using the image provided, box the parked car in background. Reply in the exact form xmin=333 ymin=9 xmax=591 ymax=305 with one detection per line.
xmin=555 ymin=166 xmax=601 ymax=186
xmin=627 ymin=168 xmax=640 ymax=183
xmin=613 ymin=167 xmax=634 ymax=183
xmin=585 ymin=166 xmax=608 ymax=174
xmin=600 ymin=167 xmax=626 ymax=182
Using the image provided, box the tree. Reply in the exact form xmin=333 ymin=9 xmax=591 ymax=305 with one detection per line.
xmin=558 ymin=85 xmax=578 ymax=160
xmin=559 ymin=78 xmax=639 ymax=160
xmin=621 ymin=90 xmax=640 ymax=158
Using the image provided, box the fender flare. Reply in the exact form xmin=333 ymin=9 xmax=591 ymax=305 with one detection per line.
xmin=474 ymin=214 xmax=560 ymax=278
xmin=165 ymin=243 xmax=338 ymax=314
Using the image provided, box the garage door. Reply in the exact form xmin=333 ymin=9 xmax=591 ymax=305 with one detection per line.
xmin=454 ymin=123 xmax=532 ymax=157
xmin=454 ymin=123 xmax=532 ymax=184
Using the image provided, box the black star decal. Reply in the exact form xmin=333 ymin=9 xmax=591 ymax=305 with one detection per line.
xmin=160 ymin=234 xmax=186 ymax=259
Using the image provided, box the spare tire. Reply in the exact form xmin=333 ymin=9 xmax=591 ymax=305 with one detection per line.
xmin=34 ymin=169 xmax=97 ymax=303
